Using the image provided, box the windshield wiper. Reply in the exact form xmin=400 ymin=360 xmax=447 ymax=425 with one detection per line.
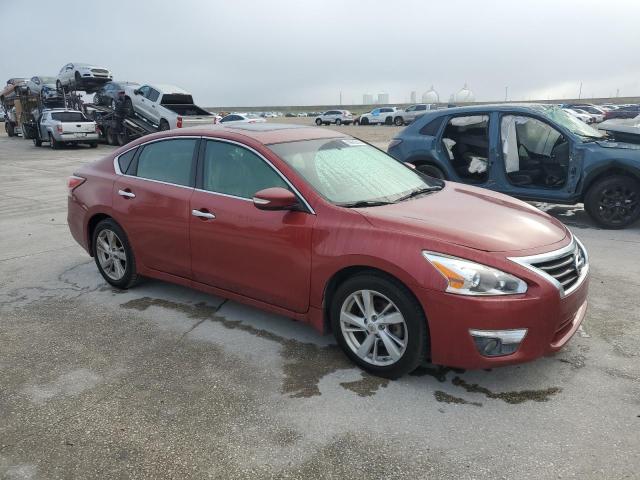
xmin=395 ymin=186 xmax=443 ymax=202
xmin=340 ymin=200 xmax=394 ymax=208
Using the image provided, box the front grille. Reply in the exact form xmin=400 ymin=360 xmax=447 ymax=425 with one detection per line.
xmin=509 ymin=238 xmax=588 ymax=297
xmin=530 ymin=250 xmax=582 ymax=291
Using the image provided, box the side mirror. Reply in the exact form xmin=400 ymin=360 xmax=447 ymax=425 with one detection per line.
xmin=253 ymin=187 xmax=299 ymax=211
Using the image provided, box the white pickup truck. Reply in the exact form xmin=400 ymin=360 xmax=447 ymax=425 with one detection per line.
xmin=33 ymin=109 xmax=99 ymax=148
xmin=126 ymin=83 xmax=216 ymax=130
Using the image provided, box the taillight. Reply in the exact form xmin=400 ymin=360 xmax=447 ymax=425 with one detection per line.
xmin=67 ymin=175 xmax=86 ymax=193
xmin=56 ymin=124 xmax=64 ymax=133
xmin=176 ymin=116 xmax=183 ymax=128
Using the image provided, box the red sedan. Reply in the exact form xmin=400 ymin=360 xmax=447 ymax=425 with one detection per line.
xmin=67 ymin=124 xmax=589 ymax=378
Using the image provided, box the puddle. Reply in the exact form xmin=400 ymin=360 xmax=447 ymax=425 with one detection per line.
xmin=451 ymin=377 xmax=561 ymax=404
xmin=121 ymin=297 xmax=385 ymax=398
xmin=434 ymin=391 xmax=482 ymax=407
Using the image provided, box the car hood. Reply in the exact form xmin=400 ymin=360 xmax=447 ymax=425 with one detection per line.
xmin=356 ymin=183 xmax=568 ymax=253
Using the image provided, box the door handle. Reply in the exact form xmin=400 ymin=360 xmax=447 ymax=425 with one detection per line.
xmin=118 ymin=189 xmax=135 ymax=198
xmin=192 ymin=209 xmax=215 ymax=220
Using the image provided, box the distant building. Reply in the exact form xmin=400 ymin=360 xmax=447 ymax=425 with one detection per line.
xmin=422 ymin=85 xmax=440 ymax=103
xmin=363 ymin=93 xmax=374 ymax=105
xmin=410 ymin=91 xmax=417 ymax=103
xmin=377 ymin=92 xmax=389 ymax=104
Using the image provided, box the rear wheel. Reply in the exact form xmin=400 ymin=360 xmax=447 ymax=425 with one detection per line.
xmin=361 ymin=117 xmax=369 ymax=126
xmin=385 ymin=116 xmax=393 ymax=125
xmin=159 ymin=119 xmax=170 ymax=131
xmin=315 ymin=118 xmax=322 ymax=126
xmin=394 ymin=116 xmax=404 ymax=126
xmin=331 ymin=273 xmax=428 ymax=379
xmin=416 ymin=163 xmax=446 ymax=180
xmin=93 ymin=218 xmax=140 ymax=289
xmin=335 ymin=118 xmax=342 ymax=125
xmin=584 ymin=175 xmax=640 ymax=229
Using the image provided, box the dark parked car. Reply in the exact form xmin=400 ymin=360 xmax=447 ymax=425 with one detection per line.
xmin=603 ymin=105 xmax=640 ymax=121
xmin=67 ymin=124 xmax=588 ymax=377
xmin=388 ymin=104 xmax=640 ymax=229
xmin=93 ymin=81 xmax=139 ymax=109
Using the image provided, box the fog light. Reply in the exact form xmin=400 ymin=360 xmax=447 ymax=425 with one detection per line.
xmin=469 ymin=329 xmax=527 ymax=357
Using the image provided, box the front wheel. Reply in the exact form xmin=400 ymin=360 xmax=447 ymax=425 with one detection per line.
xmin=93 ymin=218 xmax=140 ymax=289
xmin=315 ymin=118 xmax=322 ymax=126
xmin=331 ymin=273 xmax=428 ymax=378
xmin=361 ymin=117 xmax=369 ymax=126
xmin=335 ymin=118 xmax=342 ymax=125
xmin=584 ymin=175 xmax=640 ymax=229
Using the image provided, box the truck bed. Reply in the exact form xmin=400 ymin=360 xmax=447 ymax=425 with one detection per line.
xmin=161 ymin=103 xmax=212 ymax=116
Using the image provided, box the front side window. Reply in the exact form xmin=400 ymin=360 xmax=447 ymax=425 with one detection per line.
xmin=138 ymin=86 xmax=150 ymax=97
xmin=135 ymin=139 xmax=196 ymax=186
xmin=202 ymin=141 xmax=289 ymax=198
xmin=416 ymin=105 xmax=427 ymax=111
xmin=269 ymin=138 xmax=441 ymax=205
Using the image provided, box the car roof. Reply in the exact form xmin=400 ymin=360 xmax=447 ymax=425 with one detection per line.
xmin=421 ymin=103 xmax=564 ymax=117
xmin=144 ymin=84 xmax=189 ymax=94
xmin=156 ymin=123 xmax=350 ymax=145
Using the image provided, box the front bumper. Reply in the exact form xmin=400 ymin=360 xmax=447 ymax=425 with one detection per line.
xmin=414 ymin=271 xmax=589 ymax=369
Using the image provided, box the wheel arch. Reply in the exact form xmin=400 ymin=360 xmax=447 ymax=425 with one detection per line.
xmin=86 ymin=213 xmax=113 ymax=256
xmin=321 ymin=265 xmax=429 ymax=337
xmin=405 ymin=156 xmax=448 ymax=178
xmin=580 ymin=163 xmax=640 ymax=201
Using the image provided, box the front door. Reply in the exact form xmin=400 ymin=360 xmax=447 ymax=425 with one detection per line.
xmin=112 ymin=137 xmax=198 ymax=278
xmin=189 ymin=139 xmax=315 ymax=313
xmin=495 ymin=114 xmax=575 ymax=202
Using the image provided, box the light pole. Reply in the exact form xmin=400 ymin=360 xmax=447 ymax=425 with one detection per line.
xmin=578 ymin=82 xmax=582 ymax=100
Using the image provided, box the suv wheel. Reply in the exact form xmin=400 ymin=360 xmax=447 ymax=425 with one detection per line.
xmin=361 ymin=117 xmax=369 ymax=126
xmin=394 ymin=116 xmax=404 ymax=126
xmin=584 ymin=175 xmax=640 ymax=229
xmin=330 ymin=273 xmax=428 ymax=379
xmin=385 ymin=116 xmax=393 ymax=125
xmin=315 ymin=118 xmax=323 ymax=126
xmin=335 ymin=118 xmax=342 ymax=125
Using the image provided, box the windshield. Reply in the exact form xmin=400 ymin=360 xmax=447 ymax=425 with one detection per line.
xmin=269 ymin=138 xmax=442 ymax=205
xmin=535 ymin=105 xmax=604 ymax=139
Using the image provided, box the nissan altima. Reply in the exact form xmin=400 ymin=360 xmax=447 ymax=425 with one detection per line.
xmin=67 ymin=124 xmax=589 ymax=378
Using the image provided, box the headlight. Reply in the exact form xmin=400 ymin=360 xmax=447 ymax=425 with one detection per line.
xmin=423 ymin=251 xmax=527 ymax=296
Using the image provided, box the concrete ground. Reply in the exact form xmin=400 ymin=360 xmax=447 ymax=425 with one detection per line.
xmin=0 ymin=124 xmax=638 ymax=480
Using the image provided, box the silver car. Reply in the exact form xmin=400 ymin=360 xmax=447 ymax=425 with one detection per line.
xmin=315 ymin=110 xmax=353 ymax=125
xmin=26 ymin=76 xmax=61 ymax=100
xmin=392 ymin=104 xmax=435 ymax=126
xmin=34 ymin=109 xmax=99 ymax=149
xmin=57 ymin=63 xmax=113 ymax=93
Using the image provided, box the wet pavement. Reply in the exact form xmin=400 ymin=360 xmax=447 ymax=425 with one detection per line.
xmin=0 ymin=129 xmax=638 ymax=479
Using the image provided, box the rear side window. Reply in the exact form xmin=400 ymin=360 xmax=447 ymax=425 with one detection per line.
xmin=419 ymin=116 xmax=444 ymax=136
xmin=147 ymin=89 xmax=160 ymax=102
xmin=416 ymin=105 xmax=427 ymax=111
xmin=118 ymin=148 xmax=137 ymax=174
xmin=201 ymin=140 xmax=288 ymax=198
xmin=135 ymin=139 xmax=197 ymax=186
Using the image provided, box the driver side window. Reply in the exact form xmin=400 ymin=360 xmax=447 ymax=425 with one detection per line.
xmin=500 ymin=115 xmax=569 ymax=188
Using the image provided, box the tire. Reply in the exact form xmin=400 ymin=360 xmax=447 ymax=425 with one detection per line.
xmin=159 ymin=119 xmax=170 ymax=131
xmin=416 ymin=164 xmax=446 ymax=180
xmin=105 ymin=127 xmax=116 ymax=146
xmin=33 ymin=136 xmax=42 ymax=147
xmin=385 ymin=116 xmax=393 ymax=126
xmin=93 ymin=93 xmax=100 ymax=106
xmin=584 ymin=175 xmax=640 ymax=229
xmin=6 ymin=122 xmax=15 ymax=137
xmin=330 ymin=273 xmax=429 ymax=379
xmin=394 ymin=116 xmax=404 ymax=126
xmin=124 ymin=97 xmax=134 ymax=117
xmin=361 ymin=117 xmax=369 ymax=126
xmin=49 ymin=133 xmax=59 ymax=149
xmin=315 ymin=118 xmax=323 ymax=126
xmin=335 ymin=118 xmax=342 ymax=125
xmin=92 ymin=218 xmax=140 ymax=289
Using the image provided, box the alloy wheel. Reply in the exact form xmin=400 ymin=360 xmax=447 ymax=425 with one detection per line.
xmin=598 ymin=185 xmax=638 ymax=225
xmin=339 ymin=289 xmax=408 ymax=366
xmin=96 ymin=229 xmax=127 ymax=280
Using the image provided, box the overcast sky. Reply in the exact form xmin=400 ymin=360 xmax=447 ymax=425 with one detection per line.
xmin=2 ymin=0 xmax=639 ymax=107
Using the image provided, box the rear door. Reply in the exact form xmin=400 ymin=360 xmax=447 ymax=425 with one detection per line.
xmin=112 ymin=137 xmax=199 ymax=278
xmin=189 ymin=139 xmax=315 ymax=313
